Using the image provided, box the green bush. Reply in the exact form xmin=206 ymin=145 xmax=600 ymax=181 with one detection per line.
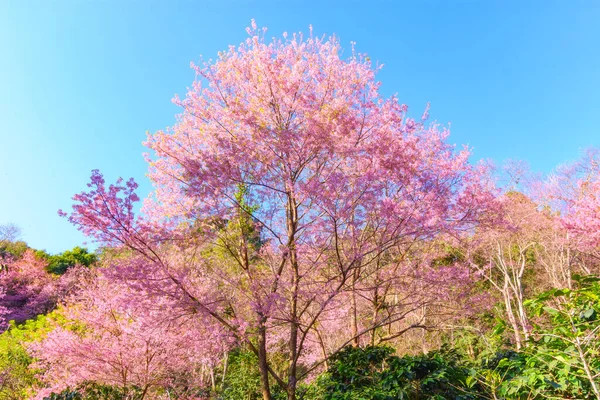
xmin=315 ymin=345 xmax=481 ymax=400
xmin=220 ymin=350 xmax=263 ymax=400
xmin=35 ymin=247 xmax=97 ymax=275
xmin=0 ymin=313 xmax=62 ymax=400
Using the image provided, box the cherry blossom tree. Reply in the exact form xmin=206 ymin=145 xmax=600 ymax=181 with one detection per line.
xmin=31 ymin=271 xmax=230 ymax=400
xmin=0 ymin=250 xmax=87 ymax=332
xmin=549 ymin=149 xmax=600 ymax=258
xmin=62 ymin=23 xmax=499 ymax=400
xmin=0 ymin=251 xmax=57 ymax=331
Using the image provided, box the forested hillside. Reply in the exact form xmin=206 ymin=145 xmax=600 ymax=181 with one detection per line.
xmin=2 ymin=23 xmax=600 ymax=400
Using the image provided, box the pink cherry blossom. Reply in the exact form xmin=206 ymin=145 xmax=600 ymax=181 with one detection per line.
xmin=61 ymin=23 xmax=501 ymax=400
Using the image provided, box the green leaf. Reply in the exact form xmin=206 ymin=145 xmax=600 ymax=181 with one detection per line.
xmin=580 ymin=308 xmax=597 ymax=321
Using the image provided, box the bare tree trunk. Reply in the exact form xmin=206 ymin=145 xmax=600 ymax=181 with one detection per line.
xmin=503 ymin=282 xmax=522 ymax=350
xmin=287 ymin=193 xmax=299 ymax=400
xmin=370 ymin=286 xmax=379 ymax=346
xmin=575 ymin=336 xmax=600 ymax=399
xmin=257 ymin=320 xmax=273 ymax=400
xmin=566 ymin=235 xmax=573 ymax=290
xmin=288 ymin=317 xmax=298 ymax=400
xmin=351 ymin=270 xmax=359 ymax=346
xmin=514 ymin=286 xmax=529 ymax=341
xmin=421 ymin=306 xmax=428 ymax=354
xmin=221 ymin=352 xmax=229 ymax=385
xmin=316 ymin=328 xmax=329 ymax=370
xmin=210 ymin=367 xmax=216 ymax=392
xmin=140 ymin=384 xmax=150 ymax=400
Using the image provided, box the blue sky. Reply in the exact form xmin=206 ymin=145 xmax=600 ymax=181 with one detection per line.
xmin=1 ymin=1 xmax=598 ymax=254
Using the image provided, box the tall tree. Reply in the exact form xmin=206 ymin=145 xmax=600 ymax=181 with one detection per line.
xmin=63 ymin=23 xmax=499 ymax=400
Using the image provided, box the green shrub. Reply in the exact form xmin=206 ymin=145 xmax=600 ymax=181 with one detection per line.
xmin=315 ymin=345 xmax=482 ymax=400
xmin=0 ymin=313 xmax=62 ymax=400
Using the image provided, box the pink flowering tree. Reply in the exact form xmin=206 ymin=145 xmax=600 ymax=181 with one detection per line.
xmin=0 ymin=289 xmax=8 ymax=332
xmin=0 ymin=248 xmax=90 ymax=334
xmin=0 ymin=251 xmax=60 ymax=331
xmin=31 ymin=271 xmax=230 ymax=400
xmin=62 ymin=23 xmax=499 ymax=400
xmin=547 ymin=149 xmax=600 ymax=259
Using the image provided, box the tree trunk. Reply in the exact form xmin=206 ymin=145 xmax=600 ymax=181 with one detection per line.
xmin=575 ymin=336 xmax=600 ymax=399
xmin=288 ymin=318 xmax=298 ymax=400
xmin=351 ymin=278 xmax=359 ymax=346
xmin=370 ymin=287 xmax=379 ymax=346
xmin=503 ymin=283 xmax=522 ymax=350
xmin=257 ymin=320 xmax=273 ymax=400
xmin=286 ymin=192 xmax=300 ymax=400
xmin=221 ymin=352 xmax=229 ymax=385
xmin=210 ymin=367 xmax=216 ymax=392
xmin=515 ymin=286 xmax=529 ymax=341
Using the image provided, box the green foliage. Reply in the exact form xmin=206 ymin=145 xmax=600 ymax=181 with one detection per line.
xmin=219 ymin=349 xmax=286 ymax=400
xmin=431 ymin=244 xmax=466 ymax=267
xmin=520 ymin=274 xmax=600 ymax=398
xmin=220 ymin=350 xmax=263 ymax=400
xmin=475 ymin=346 xmax=594 ymax=399
xmin=35 ymin=247 xmax=97 ymax=275
xmin=229 ymin=184 xmax=263 ymax=254
xmin=43 ymin=384 xmax=141 ymax=400
xmin=314 ymin=345 xmax=481 ymax=400
xmin=0 ymin=313 xmax=64 ymax=400
xmin=202 ymin=184 xmax=267 ymax=287
xmin=0 ymin=240 xmax=28 ymax=260
xmin=312 ymin=333 xmax=600 ymax=400
xmin=464 ymin=275 xmax=600 ymax=399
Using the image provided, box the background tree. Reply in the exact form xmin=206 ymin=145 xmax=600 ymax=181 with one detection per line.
xmin=0 ymin=223 xmax=27 ymax=262
xmin=469 ymin=192 xmax=547 ymax=349
xmin=32 ymin=271 xmax=231 ymax=400
xmin=0 ymin=224 xmax=22 ymax=243
xmin=0 ymin=251 xmax=85 ymax=332
xmin=35 ymin=247 xmax=97 ymax=275
xmin=550 ymin=149 xmax=600 ymax=261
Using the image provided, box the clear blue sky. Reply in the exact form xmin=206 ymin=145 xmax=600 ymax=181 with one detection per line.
xmin=1 ymin=1 xmax=598 ymax=254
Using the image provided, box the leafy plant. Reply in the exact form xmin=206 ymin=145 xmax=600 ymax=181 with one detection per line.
xmin=316 ymin=345 xmax=482 ymax=399
xmin=35 ymin=247 xmax=97 ymax=275
xmin=0 ymin=313 xmax=63 ymax=400
xmin=522 ymin=274 xmax=600 ymax=398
